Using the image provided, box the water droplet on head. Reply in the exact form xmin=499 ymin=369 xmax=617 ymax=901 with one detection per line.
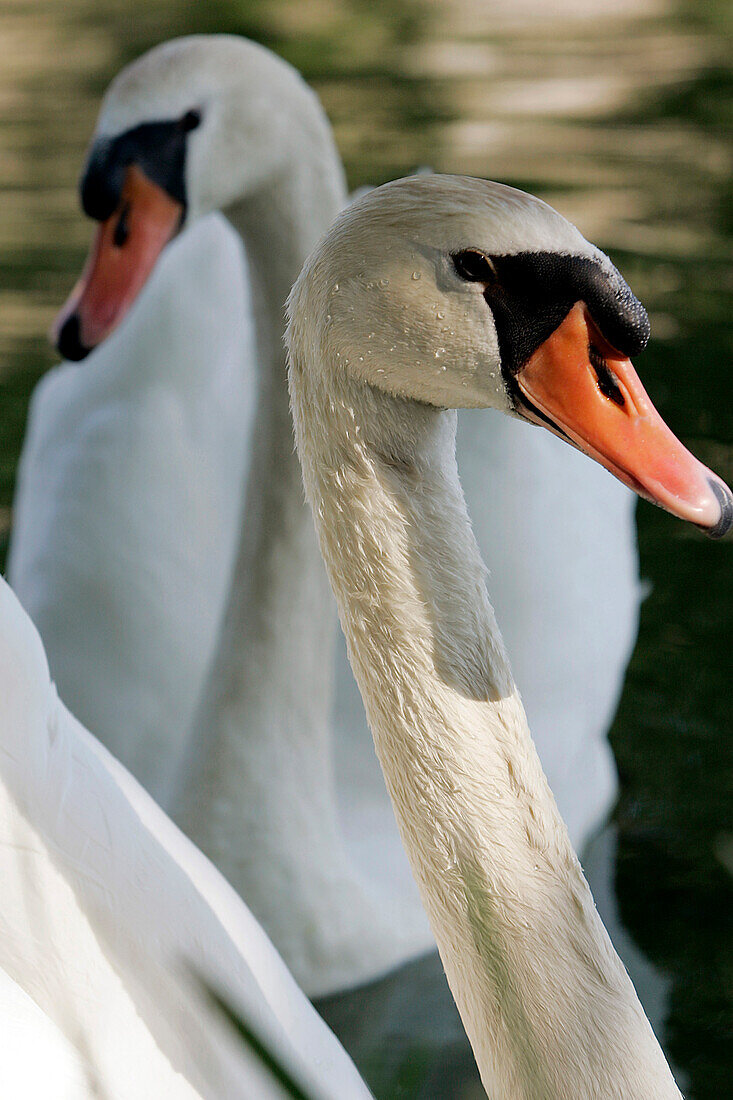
xmin=411 ymin=271 xmax=421 ymax=281
xmin=379 ymin=277 xmax=389 ymax=288
xmin=437 ymin=310 xmax=445 ymax=320
xmin=434 ymin=347 xmax=445 ymax=359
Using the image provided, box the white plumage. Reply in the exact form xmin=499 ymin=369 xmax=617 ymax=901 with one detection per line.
xmin=0 ymin=572 xmax=370 ymax=1099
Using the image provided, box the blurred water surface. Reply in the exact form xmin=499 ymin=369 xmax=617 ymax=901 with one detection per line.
xmin=0 ymin=1 xmax=729 ymax=1097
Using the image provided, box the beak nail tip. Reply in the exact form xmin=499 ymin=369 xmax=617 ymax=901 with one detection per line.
xmin=703 ymin=478 xmax=733 ymax=539
xmin=56 ymin=314 xmax=91 ymax=363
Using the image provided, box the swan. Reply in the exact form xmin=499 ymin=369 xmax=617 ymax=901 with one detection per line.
xmin=10 ymin=34 xmax=638 ymax=996
xmin=11 ymin=34 xmax=431 ymax=996
xmin=286 ymin=173 xmax=731 ymax=1097
xmin=0 ymin=571 xmax=370 ymax=1099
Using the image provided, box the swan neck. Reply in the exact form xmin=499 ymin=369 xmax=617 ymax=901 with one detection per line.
xmin=289 ymin=359 xmax=681 ymax=1098
xmin=225 ymin=156 xmax=345 ymax=383
xmin=172 ymin=161 xmax=352 ymax=943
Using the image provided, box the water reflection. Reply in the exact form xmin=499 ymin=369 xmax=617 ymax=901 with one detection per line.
xmin=0 ymin=1 xmax=729 ymax=1096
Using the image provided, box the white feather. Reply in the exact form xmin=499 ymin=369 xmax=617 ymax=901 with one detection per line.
xmin=0 ymin=573 xmax=370 ymax=1099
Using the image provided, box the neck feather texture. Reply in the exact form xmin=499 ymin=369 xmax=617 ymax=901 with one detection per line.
xmin=289 ymin=352 xmax=681 ymax=1099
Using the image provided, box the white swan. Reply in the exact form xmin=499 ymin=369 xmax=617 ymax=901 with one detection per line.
xmin=11 ymin=35 xmax=431 ymax=996
xmin=10 ymin=34 xmax=638 ymax=996
xmin=0 ymin=571 xmax=370 ymax=1099
xmin=287 ymin=173 xmax=731 ymax=1097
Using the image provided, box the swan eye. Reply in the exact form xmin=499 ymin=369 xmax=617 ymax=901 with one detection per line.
xmin=452 ymin=250 xmax=498 ymax=284
xmin=179 ymin=109 xmax=202 ymax=132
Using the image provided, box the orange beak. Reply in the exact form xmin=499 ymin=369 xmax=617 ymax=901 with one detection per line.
xmin=515 ymin=302 xmax=732 ymax=537
xmin=53 ymin=165 xmax=183 ymax=360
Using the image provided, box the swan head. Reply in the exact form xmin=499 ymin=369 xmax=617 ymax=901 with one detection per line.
xmin=289 ymin=174 xmax=732 ymax=537
xmin=53 ymin=35 xmax=340 ymax=361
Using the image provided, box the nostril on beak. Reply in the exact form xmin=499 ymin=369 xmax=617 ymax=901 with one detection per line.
xmin=704 ymin=478 xmax=733 ymax=539
xmin=589 ymin=344 xmax=625 ymax=408
xmin=56 ymin=314 xmax=91 ymax=362
xmin=113 ymin=201 xmax=131 ymax=248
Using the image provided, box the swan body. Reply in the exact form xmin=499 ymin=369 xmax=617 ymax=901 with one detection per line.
xmin=286 ymin=173 xmax=730 ymax=1095
xmin=11 ymin=34 xmax=637 ymax=998
xmin=0 ymin=572 xmax=370 ymax=1099
xmin=9 ymin=212 xmax=254 ymax=805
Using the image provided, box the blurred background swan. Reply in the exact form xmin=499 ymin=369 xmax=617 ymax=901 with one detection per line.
xmin=0 ymin=2 xmax=729 ymax=1098
xmin=8 ymin=32 xmax=639 ymax=1000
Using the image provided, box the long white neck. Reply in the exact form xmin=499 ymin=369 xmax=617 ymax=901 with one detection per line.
xmin=289 ymin=356 xmax=681 ymax=1098
xmin=173 ymin=160 xmax=341 ymax=852
xmin=172 ymin=157 xmax=409 ymax=995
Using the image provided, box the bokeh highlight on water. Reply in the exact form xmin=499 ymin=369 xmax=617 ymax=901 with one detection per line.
xmin=0 ymin=2 xmax=729 ymax=1097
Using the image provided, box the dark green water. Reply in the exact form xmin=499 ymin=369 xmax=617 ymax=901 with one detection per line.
xmin=0 ymin=2 xmax=729 ymax=1096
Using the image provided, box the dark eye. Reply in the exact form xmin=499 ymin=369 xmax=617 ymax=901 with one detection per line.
xmin=452 ymin=250 xmax=498 ymax=284
xmin=179 ymin=109 xmax=202 ymax=132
